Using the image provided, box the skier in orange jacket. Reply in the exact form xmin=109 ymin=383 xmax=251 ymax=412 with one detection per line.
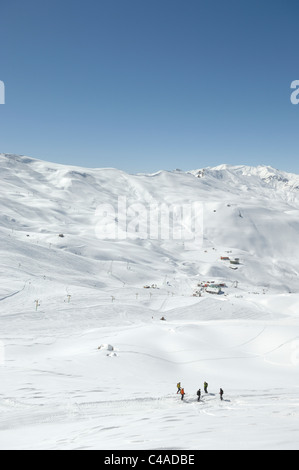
xmin=180 ymin=387 xmax=185 ymax=400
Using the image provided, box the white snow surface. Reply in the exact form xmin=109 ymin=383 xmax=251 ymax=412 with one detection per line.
xmin=0 ymin=153 xmax=299 ymax=450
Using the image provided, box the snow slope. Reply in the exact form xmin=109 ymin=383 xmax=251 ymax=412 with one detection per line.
xmin=0 ymin=153 xmax=298 ymax=450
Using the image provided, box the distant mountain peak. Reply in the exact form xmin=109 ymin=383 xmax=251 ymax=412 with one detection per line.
xmin=189 ymin=164 xmax=299 ymax=194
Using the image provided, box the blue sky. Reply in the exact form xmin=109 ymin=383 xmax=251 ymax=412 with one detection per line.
xmin=1 ymin=0 xmax=299 ymax=173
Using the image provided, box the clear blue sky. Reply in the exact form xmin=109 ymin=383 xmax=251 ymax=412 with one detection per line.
xmin=1 ymin=0 xmax=299 ymax=173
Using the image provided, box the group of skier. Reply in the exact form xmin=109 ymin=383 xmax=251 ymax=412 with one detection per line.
xmin=176 ymin=381 xmax=224 ymax=402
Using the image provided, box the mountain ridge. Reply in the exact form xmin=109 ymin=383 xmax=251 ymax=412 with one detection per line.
xmin=1 ymin=152 xmax=299 ymax=295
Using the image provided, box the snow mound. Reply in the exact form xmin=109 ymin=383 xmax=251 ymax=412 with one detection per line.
xmin=98 ymin=344 xmax=114 ymax=351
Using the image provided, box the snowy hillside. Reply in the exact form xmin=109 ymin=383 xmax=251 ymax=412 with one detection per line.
xmin=0 ymin=153 xmax=299 ymax=450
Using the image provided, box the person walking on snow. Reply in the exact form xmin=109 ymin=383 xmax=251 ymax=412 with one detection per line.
xmin=220 ymin=388 xmax=224 ymax=401
xmin=177 ymin=382 xmax=181 ymax=394
xmin=197 ymin=389 xmax=201 ymax=402
xmin=180 ymin=387 xmax=185 ymax=400
xmin=204 ymin=382 xmax=208 ymax=394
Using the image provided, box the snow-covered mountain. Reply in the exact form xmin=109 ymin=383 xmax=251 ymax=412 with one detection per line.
xmin=0 ymin=153 xmax=299 ymax=450
xmin=1 ymin=154 xmax=299 ymax=292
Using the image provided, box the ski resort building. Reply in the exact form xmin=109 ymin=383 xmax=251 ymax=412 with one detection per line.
xmin=205 ymin=285 xmax=222 ymax=295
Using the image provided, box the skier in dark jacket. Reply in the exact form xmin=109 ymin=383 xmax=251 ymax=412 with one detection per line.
xmin=220 ymin=388 xmax=224 ymax=401
xmin=197 ymin=389 xmax=201 ymax=402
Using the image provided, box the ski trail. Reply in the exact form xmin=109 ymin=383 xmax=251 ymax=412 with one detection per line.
xmin=0 ymin=282 xmax=28 ymax=302
xmin=0 ymin=395 xmax=177 ymax=431
xmin=232 ymin=327 xmax=267 ymax=348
